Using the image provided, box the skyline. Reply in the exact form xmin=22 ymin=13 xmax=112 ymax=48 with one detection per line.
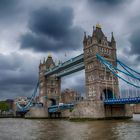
xmin=0 ymin=0 xmax=140 ymax=99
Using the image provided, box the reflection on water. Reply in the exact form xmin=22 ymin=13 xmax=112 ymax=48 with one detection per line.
xmin=0 ymin=114 xmax=140 ymax=140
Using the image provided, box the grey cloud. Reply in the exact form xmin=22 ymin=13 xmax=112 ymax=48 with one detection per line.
xmin=88 ymin=0 xmax=127 ymax=6
xmin=0 ymin=53 xmax=38 ymax=99
xmin=0 ymin=53 xmax=22 ymax=70
xmin=128 ymin=29 xmax=140 ymax=62
xmin=0 ymin=0 xmax=21 ymax=19
xmin=20 ymin=7 xmax=83 ymax=52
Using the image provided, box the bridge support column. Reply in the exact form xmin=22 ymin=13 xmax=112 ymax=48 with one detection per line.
xmin=70 ymin=100 xmax=105 ymax=119
xmin=133 ymin=104 xmax=140 ymax=114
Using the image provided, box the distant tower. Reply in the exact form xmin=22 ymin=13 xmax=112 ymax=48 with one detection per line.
xmin=83 ymin=24 xmax=119 ymax=100
xmin=39 ymin=54 xmax=61 ymax=107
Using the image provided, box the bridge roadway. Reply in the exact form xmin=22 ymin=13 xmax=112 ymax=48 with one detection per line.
xmin=45 ymin=53 xmax=84 ymax=77
xmin=48 ymin=104 xmax=74 ymax=113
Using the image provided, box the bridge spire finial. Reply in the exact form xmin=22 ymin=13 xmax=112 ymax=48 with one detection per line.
xmin=96 ymin=23 xmax=101 ymax=29
xmin=48 ymin=53 xmax=52 ymax=58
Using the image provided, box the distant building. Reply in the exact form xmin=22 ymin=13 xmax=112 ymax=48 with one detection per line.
xmin=15 ymin=97 xmax=29 ymax=106
xmin=61 ymin=89 xmax=83 ymax=104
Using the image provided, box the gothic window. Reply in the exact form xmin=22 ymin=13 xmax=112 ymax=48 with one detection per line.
xmin=88 ymin=86 xmax=96 ymax=97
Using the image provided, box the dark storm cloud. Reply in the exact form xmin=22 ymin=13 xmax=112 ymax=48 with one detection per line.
xmin=0 ymin=0 xmax=20 ymax=17
xmin=20 ymin=7 xmax=83 ymax=52
xmin=88 ymin=0 xmax=127 ymax=6
xmin=128 ymin=29 xmax=140 ymax=61
xmin=0 ymin=53 xmax=38 ymax=99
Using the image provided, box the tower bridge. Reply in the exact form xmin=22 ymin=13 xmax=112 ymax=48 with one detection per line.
xmin=17 ymin=24 xmax=140 ymax=119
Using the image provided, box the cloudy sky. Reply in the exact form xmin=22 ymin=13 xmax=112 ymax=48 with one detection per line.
xmin=0 ymin=0 xmax=140 ymax=100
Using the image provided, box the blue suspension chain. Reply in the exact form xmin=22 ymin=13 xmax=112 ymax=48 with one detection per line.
xmin=117 ymin=59 xmax=140 ymax=75
xmin=96 ymin=54 xmax=140 ymax=81
xmin=96 ymin=53 xmax=140 ymax=89
xmin=16 ymin=81 xmax=39 ymax=110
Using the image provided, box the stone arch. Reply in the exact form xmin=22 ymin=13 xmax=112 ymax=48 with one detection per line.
xmin=49 ymin=98 xmax=56 ymax=106
xmin=103 ymin=88 xmax=113 ymax=99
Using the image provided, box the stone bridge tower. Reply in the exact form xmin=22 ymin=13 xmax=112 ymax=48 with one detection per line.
xmin=83 ymin=24 xmax=119 ymax=101
xmin=39 ymin=55 xmax=61 ymax=107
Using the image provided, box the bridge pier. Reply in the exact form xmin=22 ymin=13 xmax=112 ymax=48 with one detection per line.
xmin=70 ymin=100 xmax=105 ymax=119
xmin=25 ymin=107 xmax=48 ymax=118
xmin=70 ymin=100 xmax=133 ymax=119
xmin=133 ymin=104 xmax=140 ymax=114
xmin=105 ymin=104 xmax=133 ymax=119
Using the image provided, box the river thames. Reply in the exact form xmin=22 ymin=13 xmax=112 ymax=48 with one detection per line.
xmin=0 ymin=114 xmax=140 ymax=140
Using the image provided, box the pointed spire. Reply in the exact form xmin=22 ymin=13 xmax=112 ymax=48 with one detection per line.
xmin=111 ymin=32 xmax=115 ymax=42
xmin=40 ymin=60 xmax=42 ymax=65
xmin=84 ymin=32 xmax=87 ymax=40
xmin=92 ymin=26 xmax=96 ymax=37
xmin=43 ymin=57 xmax=46 ymax=64
xmin=83 ymin=32 xmax=87 ymax=45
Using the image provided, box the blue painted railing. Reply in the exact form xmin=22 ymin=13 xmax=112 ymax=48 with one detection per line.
xmin=104 ymin=97 xmax=140 ymax=105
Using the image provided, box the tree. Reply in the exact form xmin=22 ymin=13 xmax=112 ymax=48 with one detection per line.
xmin=0 ymin=101 xmax=10 ymax=114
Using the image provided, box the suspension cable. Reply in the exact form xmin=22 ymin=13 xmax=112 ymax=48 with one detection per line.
xmin=117 ymin=59 xmax=140 ymax=75
xmin=16 ymin=81 xmax=39 ymax=110
xmin=96 ymin=53 xmax=140 ymax=89
xmin=96 ymin=53 xmax=140 ymax=80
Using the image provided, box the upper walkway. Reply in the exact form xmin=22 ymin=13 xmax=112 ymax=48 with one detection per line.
xmin=45 ymin=54 xmax=84 ymax=77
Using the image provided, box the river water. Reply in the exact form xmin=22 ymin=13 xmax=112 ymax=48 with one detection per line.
xmin=0 ymin=115 xmax=140 ymax=140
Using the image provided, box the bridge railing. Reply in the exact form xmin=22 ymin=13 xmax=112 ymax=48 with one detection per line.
xmin=104 ymin=97 xmax=140 ymax=105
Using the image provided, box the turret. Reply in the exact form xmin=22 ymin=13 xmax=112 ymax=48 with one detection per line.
xmin=92 ymin=23 xmax=105 ymax=43
xmin=92 ymin=26 xmax=95 ymax=37
xmin=83 ymin=32 xmax=87 ymax=46
xmin=111 ymin=32 xmax=116 ymax=47
xmin=46 ymin=54 xmax=55 ymax=69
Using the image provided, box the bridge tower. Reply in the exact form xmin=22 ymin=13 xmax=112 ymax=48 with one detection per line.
xmin=39 ymin=55 xmax=61 ymax=107
xmin=83 ymin=24 xmax=119 ymax=101
xmin=71 ymin=24 xmax=132 ymax=119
